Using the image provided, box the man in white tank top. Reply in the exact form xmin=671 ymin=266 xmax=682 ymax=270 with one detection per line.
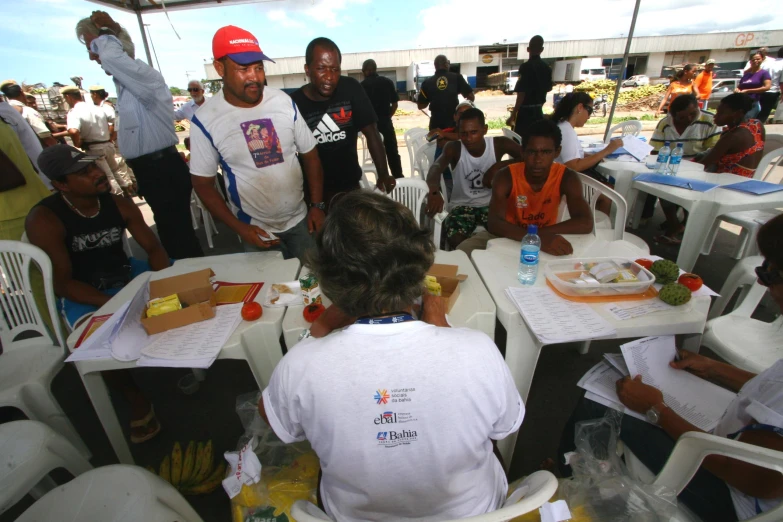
xmin=425 ymin=108 xmax=522 ymax=250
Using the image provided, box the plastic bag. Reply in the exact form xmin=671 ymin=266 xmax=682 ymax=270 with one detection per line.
xmin=557 ymin=410 xmax=678 ymax=521
xmin=230 ymin=391 xmax=320 ymax=522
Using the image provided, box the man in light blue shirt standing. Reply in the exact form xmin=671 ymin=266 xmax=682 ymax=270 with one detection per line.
xmin=75 ymin=10 xmax=202 ymax=259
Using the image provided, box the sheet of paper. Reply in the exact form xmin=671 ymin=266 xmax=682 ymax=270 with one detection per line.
xmin=539 ymin=500 xmax=573 ymax=522
xmin=604 ymin=353 xmax=629 ymax=376
xmin=604 ymin=300 xmax=677 ymax=320
xmin=110 ymin=274 xmax=153 ymax=362
xmin=139 ymin=303 xmax=243 ymax=366
xmin=577 ymin=362 xmax=647 ymax=423
xmin=620 ymin=135 xmax=654 ymax=161
xmin=584 ymin=391 xmax=650 ymax=424
xmin=74 ymin=314 xmax=113 ymax=348
xmin=621 ymin=336 xmax=736 ymax=432
xmin=505 ymin=287 xmax=616 ymax=344
xmin=66 ymin=302 xmax=130 ymax=362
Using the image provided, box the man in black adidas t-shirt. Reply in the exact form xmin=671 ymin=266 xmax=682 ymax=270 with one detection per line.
xmin=291 ymin=38 xmax=396 ymax=208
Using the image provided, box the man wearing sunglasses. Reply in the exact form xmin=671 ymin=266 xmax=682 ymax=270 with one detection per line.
xmin=174 ymin=81 xmax=207 ymax=122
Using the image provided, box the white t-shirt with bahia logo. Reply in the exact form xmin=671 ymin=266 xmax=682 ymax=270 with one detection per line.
xmin=263 ymin=320 xmax=525 ymax=522
xmin=189 ymin=87 xmax=316 ymax=233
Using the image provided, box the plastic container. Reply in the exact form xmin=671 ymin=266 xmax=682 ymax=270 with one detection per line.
xmin=656 ymin=141 xmax=671 ymax=174
xmin=545 ymin=257 xmax=656 ymax=297
xmin=518 ymin=224 xmax=541 ymax=285
xmin=669 ymin=142 xmax=684 ymax=175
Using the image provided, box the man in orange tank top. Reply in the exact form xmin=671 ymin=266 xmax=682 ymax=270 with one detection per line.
xmin=487 ymin=119 xmax=593 ymax=255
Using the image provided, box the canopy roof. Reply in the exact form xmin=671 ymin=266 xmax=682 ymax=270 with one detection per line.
xmin=86 ymin=0 xmax=276 ymax=14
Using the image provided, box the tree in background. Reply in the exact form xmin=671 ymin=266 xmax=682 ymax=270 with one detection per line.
xmin=170 ymin=86 xmax=184 ymax=96
xmin=201 ymin=79 xmax=222 ymax=95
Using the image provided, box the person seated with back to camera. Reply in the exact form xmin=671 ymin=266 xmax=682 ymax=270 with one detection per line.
xmin=558 ymin=213 xmax=783 ymax=522
xmin=259 ymin=191 xmax=524 ymax=522
xmin=424 ymin=107 xmax=522 ymax=254
xmin=485 ymin=118 xmax=594 ymax=256
xmin=25 ymin=143 xmax=170 ymax=443
xmin=551 ymin=92 xmax=624 ymax=216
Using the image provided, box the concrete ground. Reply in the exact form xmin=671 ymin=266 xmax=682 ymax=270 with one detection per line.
xmin=3 ymin=125 xmax=781 ymax=521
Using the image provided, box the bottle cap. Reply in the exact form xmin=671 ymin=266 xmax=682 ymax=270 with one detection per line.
xmin=677 ymin=142 xmax=683 ymax=147
xmin=664 ymin=141 xmax=670 ymax=146
xmin=527 ymin=224 xmax=538 ymax=235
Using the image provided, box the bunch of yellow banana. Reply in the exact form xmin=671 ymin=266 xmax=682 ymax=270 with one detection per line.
xmin=154 ymin=440 xmax=226 ymax=495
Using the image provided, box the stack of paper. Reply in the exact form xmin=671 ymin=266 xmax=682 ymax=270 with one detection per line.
xmin=579 ymin=336 xmax=737 ymax=432
xmin=633 ymin=173 xmax=718 ymax=192
xmin=505 ymin=287 xmax=616 ymax=344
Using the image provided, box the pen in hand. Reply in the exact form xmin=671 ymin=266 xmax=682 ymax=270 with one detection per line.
xmin=687 ymin=182 xmax=693 ymax=190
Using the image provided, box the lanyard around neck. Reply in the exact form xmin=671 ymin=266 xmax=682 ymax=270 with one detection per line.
xmin=354 ymin=313 xmax=416 ymax=325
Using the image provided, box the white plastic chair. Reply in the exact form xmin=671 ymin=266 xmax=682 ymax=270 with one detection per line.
xmin=702 ymin=280 xmax=782 ymax=373
xmin=603 ymin=120 xmax=643 ymax=144
xmin=190 ymin=190 xmax=218 ymax=249
xmin=700 ymin=148 xmax=783 ymax=260
xmin=404 ymin=128 xmax=429 ymax=177
xmin=0 ymin=420 xmax=93 ymax=514
xmin=411 ymin=139 xmax=437 ymax=180
xmin=501 ymin=127 xmax=522 ymax=146
xmin=16 ymin=464 xmax=204 ymax=522
xmin=576 ymin=173 xmax=650 ymax=253
xmin=0 ymin=241 xmax=90 ymax=459
xmin=291 ymin=470 xmax=558 ymax=522
xmin=622 ymin=431 xmax=783 ymax=522
xmin=387 ymin=178 xmax=429 ymax=227
xmin=763 ymin=133 xmax=783 ymax=156
xmin=709 ymin=255 xmax=762 ymax=320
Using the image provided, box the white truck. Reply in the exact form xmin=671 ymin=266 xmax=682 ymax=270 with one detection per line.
xmin=406 ymin=61 xmax=436 ymax=99
xmin=552 ymin=58 xmax=606 ymax=83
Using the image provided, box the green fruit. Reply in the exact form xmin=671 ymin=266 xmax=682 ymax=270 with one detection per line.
xmin=659 ymin=283 xmax=692 ymax=306
xmin=651 ymin=259 xmax=680 ymax=285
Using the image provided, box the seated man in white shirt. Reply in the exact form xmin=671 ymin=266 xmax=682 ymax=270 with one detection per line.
xmin=261 ymin=191 xmax=524 ymax=522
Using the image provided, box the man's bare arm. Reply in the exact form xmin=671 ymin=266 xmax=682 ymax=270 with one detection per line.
xmin=115 ymin=195 xmax=170 ymax=268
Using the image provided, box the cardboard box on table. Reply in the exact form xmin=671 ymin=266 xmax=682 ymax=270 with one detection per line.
xmin=426 ymin=264 xmax=467 ymax=312
xmin=140 ymin=269 xmax=217 ymax=335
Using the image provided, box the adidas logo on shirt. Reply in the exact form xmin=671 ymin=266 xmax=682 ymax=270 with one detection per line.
xmin=312 ymin=113 xmax=347 ymax=144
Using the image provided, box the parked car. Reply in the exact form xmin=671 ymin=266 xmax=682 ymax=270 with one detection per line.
xmin=704 ymin=79 xmax=739 ymax=110
xmin=714 ymin=69 xmax=743 ymax=79
xmin=622 ymin=75 xmax=650 ymax=87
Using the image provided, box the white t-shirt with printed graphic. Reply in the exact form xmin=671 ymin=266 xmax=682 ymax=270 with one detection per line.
xmin=189 ymin=87 xmax=316 ymax=233
xmin=263 ymin=321 xmax=525 ymax=522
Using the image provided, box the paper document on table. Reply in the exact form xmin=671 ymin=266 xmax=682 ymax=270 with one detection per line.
xmin=138 ymin=303 xmax=243 ymax=367
xmin=620 ymin=135 xmax=654 ymax=161
xmin=604 ymin=300 xmax=677 ymax=321
xmin=621 ymin=336 xmax=736 ymax=432
xmin=720 ymin=180 xmax=783 ymax=196
xmin=66 ymin=302 xmax=130 ymax=362
xmin=633 ymin=173 xmax=718 ymax=192
xmin=505 ymin=287 xmax=616 ymax=344
xmin=110 ymin=273 xmax=153 ymax=362
xmin=578 ymin=361 xmax=647 ymax=423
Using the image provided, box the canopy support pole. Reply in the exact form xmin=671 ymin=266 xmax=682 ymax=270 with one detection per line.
xmin=604 ymin=0 xmax=642 ymax=142
xmin=135 ymin=6 xmax=154 ymax=67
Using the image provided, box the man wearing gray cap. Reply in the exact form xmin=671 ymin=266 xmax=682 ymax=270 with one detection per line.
xmin=75 ymin=10 xmax=202 ymax=259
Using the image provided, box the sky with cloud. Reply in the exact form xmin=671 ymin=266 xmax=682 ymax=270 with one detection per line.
xmin=2 ymin=0 xmax=780 ymax=95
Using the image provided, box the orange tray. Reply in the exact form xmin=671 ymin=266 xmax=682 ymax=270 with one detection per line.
xmin=546 ymin=278 xmax=659 ymax=302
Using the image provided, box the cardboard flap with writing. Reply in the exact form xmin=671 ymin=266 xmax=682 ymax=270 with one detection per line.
xmin=149 ymin=269 xmax=215 ymax=300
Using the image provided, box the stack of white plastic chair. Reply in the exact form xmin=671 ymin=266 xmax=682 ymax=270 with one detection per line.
xmin=16 ymin=464 xmax=204 ymax=522
xmin=404 ymin=128 xmax=429 ymax=178
xmin=358 ymin=132 xmax=384 ymax=187
xmin=0 ymin=241 xmax=90 ymax=459
xmin=386 ymin=178 xmax=430 ymax=227
xmin=501 ymin=127 xmax=522 ymax=146
xmin=700 ymin=147 xmax=783 ymax=260
xmin=603 ymin=120 xmax=642 ymax=143
xmin=291 ymin=470 xmax=558 ymax=522
xmin=190 ymin=189 xmax=219 ymax=249
xmin=0 ymin=420 xmax=92 ymax=514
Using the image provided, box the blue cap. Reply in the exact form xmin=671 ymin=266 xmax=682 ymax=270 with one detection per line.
xmin=527 ymin=224 xmax=538 ymax=234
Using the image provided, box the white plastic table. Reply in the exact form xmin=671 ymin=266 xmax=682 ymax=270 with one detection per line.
xmin=65 ymin=252 xmax=300 ymax=464
xmin=471 ymin=233 xmax=710 ymax=468
xmin=282 ymin=250 xmax=496 ymax=348
xmin=596 ymin=158 xmax=705 ymax=212
xmin=626 ymin=171 xmax=783 ymax=272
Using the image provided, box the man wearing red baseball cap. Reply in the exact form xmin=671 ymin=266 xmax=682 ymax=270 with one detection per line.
xmin=189 ymin=26 xmax=326 ymax=262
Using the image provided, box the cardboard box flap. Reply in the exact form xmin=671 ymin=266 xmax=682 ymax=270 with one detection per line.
xmin=427 ymin=264 xmax=468 ymax=281
xmin=149 ymin=269 xmax=215 ymax=299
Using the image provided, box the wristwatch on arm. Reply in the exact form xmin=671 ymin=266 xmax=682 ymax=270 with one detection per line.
xmin=646 ymin=403 xmax=669 ymax=425
xmin=309 ymin=202 xmax=325 ymax=211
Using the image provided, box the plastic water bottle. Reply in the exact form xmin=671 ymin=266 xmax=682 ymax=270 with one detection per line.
xmin=518 ymin=225 xmax=541 ymax=285
xmin=669 ymin=142 xmax=684 ymax=176
xmin=656 ymin=141 xmax=671 ymax=175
